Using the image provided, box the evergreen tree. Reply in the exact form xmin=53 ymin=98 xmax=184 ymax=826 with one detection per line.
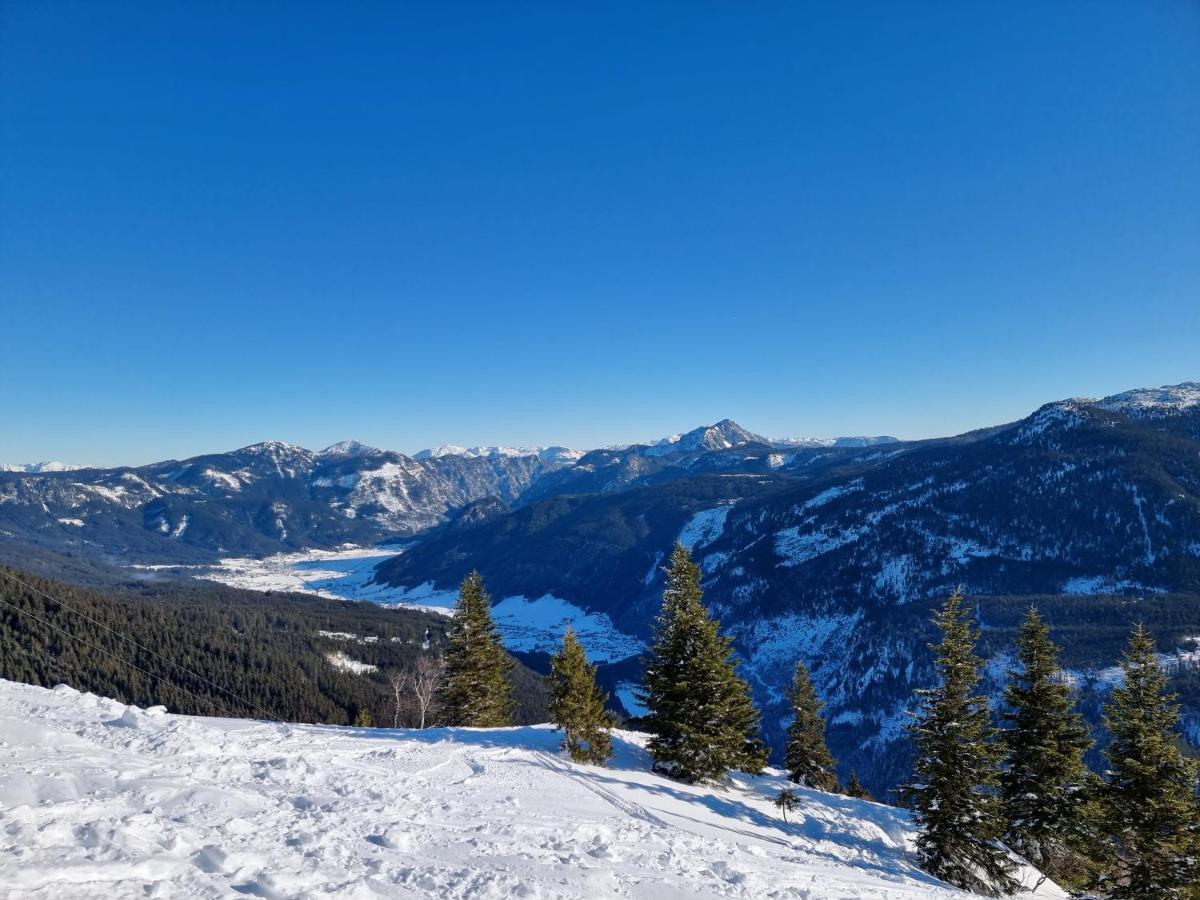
xmin=1001 ymin=606 xmax=1096 ymax=888
xmin=904 ymin=591 xmax=1017 ymax=896
xmin=1099 ymin=624 xmax=1200 ymax=900
xmin=436 ymin=571 xmax=515 ymax=727
xmin=638 ymin=543 xmax=766 ymax=783
xmin=548 ymin=627 xmax=614 ymax=765
xmin=844 ymin=771 xmax=873 ymax=801
xmin=353 ymin=707 xmax=374 ymax=727
xmin=774 ymin=787 xmax=801 ymax=823
xmin=785 ymin=660 xmax=838 ymax=791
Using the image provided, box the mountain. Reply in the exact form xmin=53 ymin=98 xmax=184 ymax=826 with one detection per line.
xmin=0 ymin=678 xmax=1062 ymax=899
xmin=1 ymin=461 xmax=90 ymax=473
xmin=375 ymin=383 xmax=1200 ymax=793
xmin=0 ymin=422 xmax=892 ymax=564
xmin=415 ymin=444 xmax=585 ymax=465
xmin=4 ymin=385 xmax=1200 ymax=794
xmin=645 ymin=418 xmax=770 ymax=455
xmin=0 ymin=440 xmax=572 ymax=563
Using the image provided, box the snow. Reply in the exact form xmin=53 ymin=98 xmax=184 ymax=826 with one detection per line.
xmin=774 ymin=524 xmax=866 ymax=567
xmin=1060 ymin=575 xmax=1161 ymax=596
xmin=489 ymin=594 xmax=644 ymax=663
xmin=677 ymin=506 xmax=733 ymax=551
xmin=192 ymin=548 xmax=643 ymax=661
xmin=413 ymin=445 xmax=584 ymax=463
xmin=1066 ymin=636 xmax=1200 ymax=688
xmin=799 ymin=480 xmax=862 ymax=512
xmin=83 ymin=483 xmax=130 ymax=504
xmin=325 ymin=651 xmax=379 ymax=675
xmin=1013 ymin=402 xmax=1087 ymax=443
xmin=317 ymin=631 xmax=381 ymax=645
xmin=56 ymin=517 xmax=85 ymax=527
xmin=1095 ymin=382 xmax=1200 ymax=415
xmin=0 ymin=461 xmax=89 ymax=473
xmin=0 ymin=680 xmax=1065 ymax=899
xmin=319 ymin=440 xmax=379 ymax=458
xmin=196 ymin=546 xmax=420 ymax=606
xmin=201 ymin=468 xmax=242 ymax=490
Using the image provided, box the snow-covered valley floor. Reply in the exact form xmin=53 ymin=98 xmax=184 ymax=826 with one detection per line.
xmin=156 ymin=546 xmax=646 ymax=663
xmin=0 ymin=680 xmax=1062 ymax=899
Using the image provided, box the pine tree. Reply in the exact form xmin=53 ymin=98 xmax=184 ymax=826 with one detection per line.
xmin=844 ymin=771 xmax=873 ymax=801
xmin=774 ymin=787 xmax=801 ymax=823
xmin=1001 ymin=606 xmax=1096 ymax=887
xmin=638 ymin=543 xmax=766 ymax=783
xmin=435 ymin=571 xmax=515 ymax=727
xmin=548 ymin=627 xmax=615 ymax=765
xmin=1099 ymin=624 xmax=1200 ymax=900
xmin=904 ymin=590 xmax=1017 ymax=896
xmin=353 ymin=707 xmax=374 ymax=727
xmin=785 ymin=660 xmax=838 ymax=791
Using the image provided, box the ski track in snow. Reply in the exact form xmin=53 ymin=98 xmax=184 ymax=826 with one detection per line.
xmin=0 ymin=681 xmax=1064 ymax=900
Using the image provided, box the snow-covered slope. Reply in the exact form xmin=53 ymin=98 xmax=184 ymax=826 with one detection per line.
xmin=0 ymin=680 xmax=1060 ymax=899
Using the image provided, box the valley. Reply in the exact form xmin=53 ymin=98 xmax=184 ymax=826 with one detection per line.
xmin=3 ymin=383 xmax=1200 ymax=794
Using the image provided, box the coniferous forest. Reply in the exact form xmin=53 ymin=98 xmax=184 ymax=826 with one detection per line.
xmin=0 ymin=566 xmax=547 ymax=728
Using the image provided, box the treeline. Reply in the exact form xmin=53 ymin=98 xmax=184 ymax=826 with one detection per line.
xmin=0 ymin=567 xmax=547 ymax=727
xmin=438 ymin=547 xmax=1197 ymax=898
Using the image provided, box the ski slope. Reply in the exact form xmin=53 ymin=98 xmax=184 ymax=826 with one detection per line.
xmin=0 ymin=680 xmax=1062 ymax=899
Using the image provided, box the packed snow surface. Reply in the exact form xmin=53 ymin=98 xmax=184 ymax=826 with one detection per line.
xmin=0 ymin=680 xmax=1062 ymax=899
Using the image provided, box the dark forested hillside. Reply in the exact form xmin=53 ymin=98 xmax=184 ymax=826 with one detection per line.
xmin=0 ymin=568 xmax=547 ymax=727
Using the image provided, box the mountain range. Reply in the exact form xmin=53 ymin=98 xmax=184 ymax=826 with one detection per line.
xmin=3 ymin=382 xmax=1199 ymax=793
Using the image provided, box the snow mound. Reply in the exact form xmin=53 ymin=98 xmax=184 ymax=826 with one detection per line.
xmin=0 ymin=680 xmax=1062 ymax=899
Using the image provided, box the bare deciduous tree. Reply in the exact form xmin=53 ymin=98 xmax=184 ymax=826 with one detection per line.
xmin=389 ymin=671 xmax=406 ymax=728
xmin=392 ymin=655 xmax=443 ymax=729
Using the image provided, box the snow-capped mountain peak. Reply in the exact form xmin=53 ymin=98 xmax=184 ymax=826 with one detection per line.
xmin=236 ymin=440 xmax=311 ymax=458
xmin=413 ymin=444 xmax=583 ymax=463
xmin=646 ymin=419 xmax=768 ymax=456
xmin=319 ymin=440 xmax=379 ymax=458
xmin=0 ymin=461 xmax=90 ymax=473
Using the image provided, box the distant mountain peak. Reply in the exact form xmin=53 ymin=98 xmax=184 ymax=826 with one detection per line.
xmin=647 ymin=420 xmax=768 ymax=456
xmin=237 ymin=440 xmax=309 ymax=456
xmin=0 ymin=461 xmax=89 ymax=474
xmin=319 ymin=440 xmax=378 ymax=458
xmin=645 ymin=420 xmax=897 ymax=456
xmin=1095 ymin=381 xmax=1200 ymax=415
xmin=413 ymin=444 xmax=583 ymax=464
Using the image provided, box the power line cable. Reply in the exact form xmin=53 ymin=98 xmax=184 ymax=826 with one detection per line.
xmin=0 ymin=593 xmax=236 ymax=718
xmin=0 ymin=567 xmax=275 ymax=720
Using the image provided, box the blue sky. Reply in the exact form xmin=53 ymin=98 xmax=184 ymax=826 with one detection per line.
xmin=2 ymin=2 xmax=1197 ymax=465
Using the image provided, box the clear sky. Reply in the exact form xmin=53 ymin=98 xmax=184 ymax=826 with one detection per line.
xmin=2 ymin=1 xmax=1197 ymax=466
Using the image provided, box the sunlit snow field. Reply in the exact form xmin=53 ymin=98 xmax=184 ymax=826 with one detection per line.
xmin=0 ymin=680 xmax=1064 ymax=899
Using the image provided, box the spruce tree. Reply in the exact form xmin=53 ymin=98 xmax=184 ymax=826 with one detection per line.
xmin=548 ymin=627 xmax=615 ymax=765
xmin=435 ymin=571 xmax=515 ymax=727
xmin=639 ymin=543 xmax=766 ymax=783
xmin=1001 ymin=606 xmax=1095 ymax=887
xmin=904 ymin=591 xmax=1017 ymax=896
xmin=785 ymin=660 xmax=838 ymax=791
xmin=844 ymin=771 xmax=873 ymax=801
xmin=1099 ymin=624 xmax=1200 ymax=900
